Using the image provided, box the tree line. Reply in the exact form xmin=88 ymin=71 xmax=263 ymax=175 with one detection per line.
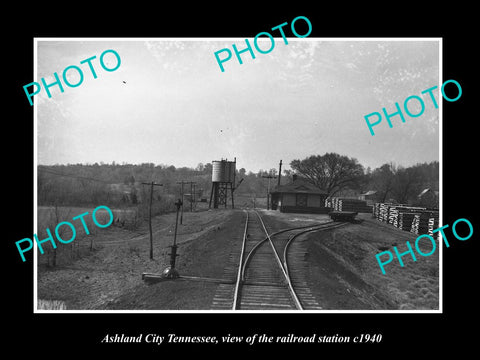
xmin=38 ymin=154 xmax=439 ymax=211
xmin=290 ymin=153 xmax=439 ymax=207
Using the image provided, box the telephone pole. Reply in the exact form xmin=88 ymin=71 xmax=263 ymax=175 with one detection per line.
xmin=261 ymin=174 xmax=277 ymax=210
xmin=141 ymin=181 xmax=164 ymax=260
xmin=170 ymin=199 xmax=182 ymax=275
xmin=177 ymin=181 xmax=196 ymax=224
xmin=190 ymin=182 xmax=194 ymax=212
xmin=278 ymin=160 xmax=282 ymax=187
xmin=192 ymin=183 xmax=197 ymax=211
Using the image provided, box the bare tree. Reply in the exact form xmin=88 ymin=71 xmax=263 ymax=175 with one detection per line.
xmin=40 ymin=204 xmax=72 ymax=267
xmin=290 ymin=153 xmax=364 ymax=196
xmin=371 ymin=163 xmax=397 ymax=202
xmin=37 ymin=169 xmax=55 ymax=205
xmin=392 ymin=166 xmax=420 ymax=204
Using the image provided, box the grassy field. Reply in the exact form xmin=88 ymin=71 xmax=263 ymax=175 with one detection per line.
xmin=36 ymin=206 xmax=233 ymax=309
xmin=37 ymin=205 xmax=139 ymax=267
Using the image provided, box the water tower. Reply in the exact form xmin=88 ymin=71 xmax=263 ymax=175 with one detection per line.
xmin=209 ymin=158 xmax=236 ymax=209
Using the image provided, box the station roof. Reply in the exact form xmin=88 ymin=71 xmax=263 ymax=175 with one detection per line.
xmin=271 ymin=177 xmax=327 ymax=195
xmin=418 ymin=188 xmax=439 ymax=198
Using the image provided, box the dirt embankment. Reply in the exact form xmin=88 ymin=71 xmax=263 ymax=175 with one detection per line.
xmin=38 ymin=209 xmax=438 ymax=311
xmin=304 ymin=215 xmax=439 ymax=310
xmin=258 ymin=211 xmax=439 ymax=310
xmin=108 ymin=209 xmax=248 ymax=310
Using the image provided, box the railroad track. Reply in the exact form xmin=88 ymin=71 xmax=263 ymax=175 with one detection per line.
xmin=211 ymin=209 xmax=348 ymax=311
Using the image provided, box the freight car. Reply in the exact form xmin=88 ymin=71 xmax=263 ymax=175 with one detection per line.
xmin=329 ymin=210 xmax=357 ymax=222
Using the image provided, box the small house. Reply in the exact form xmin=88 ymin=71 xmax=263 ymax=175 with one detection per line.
xmin=270 ymin=176 xmax=328 ymax=214
xmin=358 ymin=190 xmax=379 ymax=205
xmin=416 ymin=188 xmax=439 ymax=209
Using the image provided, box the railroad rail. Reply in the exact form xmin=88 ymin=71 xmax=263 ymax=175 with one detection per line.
xmin=211 ymin=209 xmax=348 ymax=311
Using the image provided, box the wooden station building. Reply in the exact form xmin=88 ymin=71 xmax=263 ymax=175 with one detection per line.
xmin=270 ymin=176 xmax=329 ymax=214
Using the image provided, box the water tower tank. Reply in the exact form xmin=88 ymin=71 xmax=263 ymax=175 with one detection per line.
xmin=212 ymin=160 xmax=236 ymax=183
xmin=212 ymin=161 xmax=226 ymax=182
xmin=210 ymin=158 xmax=237 ymax=209
xmin=224 ymin=161 xmax=236 ymax=183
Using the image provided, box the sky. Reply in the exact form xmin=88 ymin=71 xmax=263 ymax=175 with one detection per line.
xmin=36 ymin=39 xmax=440 ymax=173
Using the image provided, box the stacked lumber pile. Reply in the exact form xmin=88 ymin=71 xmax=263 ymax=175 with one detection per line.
xmin=398 ymin=212 xmax=417 ymax=231
xmin=388 ymin=207 xmax=399 ymax=226
xmin=373 ymin=202 xmax=394 ymax=222
xmin=411 ymin=211 xmax=439 ymax=237
xmin=325 ymin=197 xmax=372 ymax=213
xmin=324 ymin=197 xmax=336 ymax=210
xmin=373 ymin=203 xmax=439 ymax=239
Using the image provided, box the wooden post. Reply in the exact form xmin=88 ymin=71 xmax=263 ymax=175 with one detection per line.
xmin=148 ymin=181 xmax=153 ymax=259
xmin=190 ymin=182 xmax=193 ymax=212
xmin=267 ymin=177 xmax=270 ymax=210
xmin=177 ymin=181 xmax=196 ymax=219
xmin=209 ymin=183 xmax=215 ymax=209
xmin=262 ymin=174 xmax=277 ymax=210
xmin=141 ymin=181 xmax=164 ymax=260
xmin=180 ymin=181 xmax=184 ymax=224
xmin=278 ymin=160 xmax=282 ymax=187
xmin=171 ymin=199 xmax=182 ymax=269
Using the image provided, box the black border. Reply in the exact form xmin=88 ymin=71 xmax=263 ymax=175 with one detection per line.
xmin=6 ymin=5 xmax=477 ymax=355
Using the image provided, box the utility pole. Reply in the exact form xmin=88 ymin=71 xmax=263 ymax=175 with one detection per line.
xmin=170 ymin=199 xmax=182 ymax=272
xmin=190 ymin=182 xmax=194 ymax=212
xmin=177 ymin=181 xmax=196 ymax=223
xmin=192 ymin=183 xmax=197 ymax=211
xmin=262 ymin=174 xmax=277 ymax=210
xmin=141 ymin=181 xmax=164 ymax=260
xmin=179 ymin=181 xmax=184 ymax=224
xmin=278 ymin=160 xmax=282 ymax=187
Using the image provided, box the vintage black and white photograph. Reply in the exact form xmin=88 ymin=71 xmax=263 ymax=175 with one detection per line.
xmin=34 ymin=38 xmax=441 ymax=312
